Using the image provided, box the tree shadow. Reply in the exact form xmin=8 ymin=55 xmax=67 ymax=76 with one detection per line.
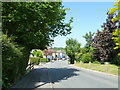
xmin=11 ymin=67 xmax=80 ymax=89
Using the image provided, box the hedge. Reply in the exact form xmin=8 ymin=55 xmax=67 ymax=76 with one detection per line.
xmin=40 ymin=58 xmax=48 ymax=62
xmin=2 ymin=34 xmax=31 ymax=89
xmin=110 ymin=55 xmax=120 ymax=65
xmin=29 ymin=57 xmax=48 ymax=65
xmin=29 ymin=57 xmax=40 ymax=65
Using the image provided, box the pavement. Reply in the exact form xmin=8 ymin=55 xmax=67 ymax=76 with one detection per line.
xmin=12 ymin=60 xmax=118 ymax=89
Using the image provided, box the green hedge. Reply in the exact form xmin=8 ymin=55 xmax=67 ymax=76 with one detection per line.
xmin=93 ymin=61 xmax=101 ymax=64
xmin=110 ymin=55 xmax=120 ymax=65
xmin=40 ymin=58 xmax=48 ymax=62
xmin=29 ymin=57 xmax=48 ymax=65
xmin=2 ymin=34 xmax=31 ymax=89
xmin=29 ymin=57 xmax=40 ymax=65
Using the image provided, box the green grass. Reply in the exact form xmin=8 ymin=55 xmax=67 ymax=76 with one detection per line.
xmin=74 ymin=61 xmax=119 ymax=75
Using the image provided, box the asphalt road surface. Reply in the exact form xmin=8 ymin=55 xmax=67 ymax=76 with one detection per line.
xmin=12 ymin=60 xmax=118 ymax=89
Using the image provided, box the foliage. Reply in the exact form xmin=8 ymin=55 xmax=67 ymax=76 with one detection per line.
xmin=83 ymin=31 xmax=94 ymax=48
xmin=29 ymin=57 xmax=40 ymax=65
xmin=75 ymin=54 xmax=81 ymax=62
xmin=93 ymin=61 xmax=101 ymax=64
xmin=77 ymin=46 xmax=96 ymax=62
xmin=81 ymin=52 xmax=96 ymax=63
xmin=31 ymin=50 xmax=43 ymax=58
xmin=40 ymin=58 xmax=48 ymax=62
xmin=2 ymin=2 xmax=73 ymax=49
xmin=109 ymin=0 xmax=120 ymax=55
xmin=29 ymin=57 xmax=48 ymax=64
xmin=92 ymin=13 xmax=119 ymax=62
xmin=65 ymin=38 xmax=81 ymax=64
xmin=110 ymin=55 xmax=120 ymax=65
xmin=80 ymin=47 xmax=89 ymax=54
xmin=2 ymin=34 xmax=25 ymax=89
xmin=51 ymin=47 xmax=65 ymax=51
xmin=2 ymin=2 xmax=73 ymax=88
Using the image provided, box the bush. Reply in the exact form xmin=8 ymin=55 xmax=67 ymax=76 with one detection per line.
xmin=29 ymin=57 xmax=40 ymax=65
xmin=75 ymin=53 xmax=82 ymax=62
xmin=81 ymin=52 xmax=96 ymax=63
xmin=110 ymin=55 xmax=120 ymax=65
xmin=2 ymin=34 xmax=24 ymax=89
xmin=31 ymin=50 xmax=43 ymax=58
xmin=40 ymin=58 xmax=48 ymax=62
xmin=93 ymin=61 xmax=100 ymax=64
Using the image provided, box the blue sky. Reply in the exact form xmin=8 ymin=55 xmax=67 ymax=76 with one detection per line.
xmin=52 ymin=2 xmax=114 ymax=48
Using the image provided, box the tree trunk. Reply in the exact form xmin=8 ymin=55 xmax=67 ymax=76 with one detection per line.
xmin=70 ymin=55 xmax=74 ymax=64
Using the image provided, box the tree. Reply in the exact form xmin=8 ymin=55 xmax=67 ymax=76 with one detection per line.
xmin=2 ymin=2 xmax=73 ymax=89
xmin=92 ymin=13 xmax=119 ymax=63
xmin=65 ymin=38 xmax=81 ymax=64
xmin=108 ymin=0 xmax=120 ymax=55
xmin=83 ymin=31 xmax=94 ymax=49
xmin=2 ymin=2 xmax=73 ymax=50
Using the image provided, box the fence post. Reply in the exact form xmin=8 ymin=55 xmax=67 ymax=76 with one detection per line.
xmin=80 ymin=61 xmax=83 ymax=65
xmin=89 ymin=61 xmax=91 ymax=68
xmin=105 ymin=62 xmax=109 ymax=73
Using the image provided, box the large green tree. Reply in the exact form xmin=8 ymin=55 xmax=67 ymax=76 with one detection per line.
xmin=2 ymin=2 xmax=73 ymax=50
xmin=65 ymin=38 xmax=81 ymax=64
xmin=2 ymin=2 xmax=73 ymax=88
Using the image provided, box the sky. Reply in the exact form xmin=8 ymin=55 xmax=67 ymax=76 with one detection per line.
xmin=52 ymin=1 xmax=114 ymax=48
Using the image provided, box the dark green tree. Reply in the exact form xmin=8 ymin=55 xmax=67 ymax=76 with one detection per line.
xmin=83 ymin=31 xmax=94 ymax=49
xmin=65 ymin=38 xmax=81 ymax=64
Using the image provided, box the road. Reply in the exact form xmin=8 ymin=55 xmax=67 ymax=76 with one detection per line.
xmin=12 ymin=60 xmax=118 ymax=89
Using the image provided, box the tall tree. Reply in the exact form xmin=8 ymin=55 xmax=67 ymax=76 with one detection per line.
xmin=2 ymin=2 xmax=73 ymax=88
xmin=83 ymin=31 xmax=94 ymax=49
xmin=65 ymin=38 xmax=81 ymax=64
xmin=2 ymin=2 xmax=73 ymax=50
xmin=92 ymin=13 xmax=119 ymax=62
xmin=109 ymin=0 xmax=120 ymax=55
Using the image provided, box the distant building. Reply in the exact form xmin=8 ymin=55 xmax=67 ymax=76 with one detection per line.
xmin=29 ymin=48 xmax=67 ymax=61
xmin=43 ymin=49 xmax=66 ymax=60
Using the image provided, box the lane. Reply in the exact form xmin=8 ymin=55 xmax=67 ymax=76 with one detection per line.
xmin=12 ymin=60 xmax=118 ymax=89
xmin=44 ymin=60 xmax=118 ymax=88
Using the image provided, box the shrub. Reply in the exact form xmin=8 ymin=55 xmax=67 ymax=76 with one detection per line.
xmin=81 ymin=52 xmax=96 ymax=63
xmin=31 ymin=50 xmax=43 ymax=58
xmin=2 ymin=34 xmax=24 ymax=89
xmin=40 ymin=58 xmax=48 ymax=62
xmin=75 ymin=53 xmax=82 ymax=62
xmin=29 ymin=57 xmax=40 ymax=65
xmin=93 ymin=61 xmax=100 ymax=64
xmin=110 ymin=55 xmax=120 ymax=65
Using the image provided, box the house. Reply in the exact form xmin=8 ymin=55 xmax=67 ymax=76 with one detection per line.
xmin=43 ymin=49 xmax=66 ymax=60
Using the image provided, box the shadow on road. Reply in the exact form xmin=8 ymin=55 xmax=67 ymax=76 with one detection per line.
xmin=12 ymin=67 xmax=80 ymax=89
xmin=47 ymin=67 xmax=80 ymax=83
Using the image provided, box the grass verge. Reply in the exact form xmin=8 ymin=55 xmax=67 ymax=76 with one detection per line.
xmin=74 ymin=62 xmax=119 ymax=75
